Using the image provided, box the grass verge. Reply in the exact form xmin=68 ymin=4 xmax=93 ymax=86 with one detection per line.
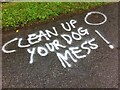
xmin=2 ymin=2 xmax=107 ymax=30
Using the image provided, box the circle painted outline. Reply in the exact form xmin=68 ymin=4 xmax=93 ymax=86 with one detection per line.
xmin=84 ymin=11 xmax=107 ymax=25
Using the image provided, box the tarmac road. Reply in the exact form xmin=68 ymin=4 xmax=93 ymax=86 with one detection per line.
xmin=2 ymin=3 xmax=119 ymax=88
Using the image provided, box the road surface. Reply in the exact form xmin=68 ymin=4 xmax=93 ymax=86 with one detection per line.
xmin=2 ymin=3 xmax=119 ymax=88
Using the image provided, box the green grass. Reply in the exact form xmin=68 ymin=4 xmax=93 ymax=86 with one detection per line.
xmin=2 ymin=2 xmax=107 ymax=29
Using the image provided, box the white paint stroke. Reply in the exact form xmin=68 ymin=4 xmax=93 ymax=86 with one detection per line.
xmin=27 ymin=47 xmax=36 ymax=64
xmin=37 ymin=47 xmax=48 ymax=56
xmin=69 ymin=47 xmax=86 ymax=59
xmin=27 ymin=33 xmax=40 ymax=45
xmin=45 ymin=27 xmax=58 ymax=38
xmin=61 ymin=22 xmax=71 ymax=31
xmin=95 ymin=30 xmax=110 ymax=44
xmin=45 ymin=39 xmax=66 ymax=52
xmin=78 ymin=27 xmax=89 ymax=36
xmin=95 ymin=30 xmax=114 ymax=49
xmin=61 ymin=34 xmax=72 ymax=45
xmin=109 ymin=45 xmax=114 ymax=49
xmin=38 ymin=30 xmax=50 ymax=41
xmin=18 ymin=38 xmax=30 ymax=48
xmin=70 ymin=19 xmax=77 ymax=28
xmin=2 ymin=38 xmax=18 ymax=53
xmin=45 ymin=43 xmax=55 ymax=52
xmin=57 ymin=50 xmax=76 ymax=68
xmin=84 ymin=11 xmax=107 ymax=25
xmin=71 ymin=32 xmax=82 ymax=41
xmin=88 ymin=38 xmax=99 ymax=49
xmin=52 ymin=39 xmax=66 ymax=50
xmin=81 ymin=41 xmax=91 ymax=55
xmin=61 ymin=19 xmax=77 ymax=31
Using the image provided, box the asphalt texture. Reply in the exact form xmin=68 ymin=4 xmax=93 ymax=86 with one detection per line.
xmin=2 ymin=3 xmax=119 ymax=88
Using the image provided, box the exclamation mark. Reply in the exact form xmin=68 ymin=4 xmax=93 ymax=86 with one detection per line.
xmin=95 ymin=30 xmax=114 ymax=49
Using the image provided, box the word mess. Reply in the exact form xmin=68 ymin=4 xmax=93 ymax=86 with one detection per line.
xmin=2 ymin=11 xmax=114 ymax=68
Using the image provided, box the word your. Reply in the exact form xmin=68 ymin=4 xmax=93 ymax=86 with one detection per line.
xmin=2 ymin=11 xmax=114 ymax=68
